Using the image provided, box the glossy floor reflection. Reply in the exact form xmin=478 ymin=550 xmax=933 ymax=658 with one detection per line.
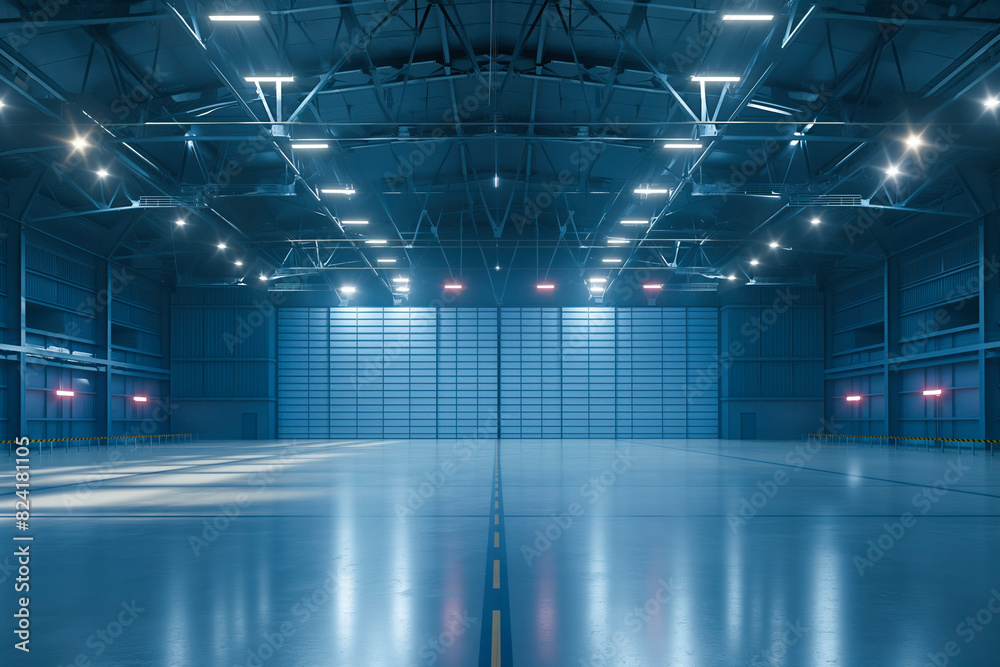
xmin=2 ymin=437 xmax=998 ymax=666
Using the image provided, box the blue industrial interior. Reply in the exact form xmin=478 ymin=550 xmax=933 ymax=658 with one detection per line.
xmin=2 ymin=0 xmax=1000 ymax=664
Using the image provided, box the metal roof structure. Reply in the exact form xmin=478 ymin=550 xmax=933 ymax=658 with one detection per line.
xmin=2 ymin=0 xmax=999 ymax=304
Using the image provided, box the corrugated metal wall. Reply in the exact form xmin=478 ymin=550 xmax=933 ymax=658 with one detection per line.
xmin=278 ymin=307 xmax=717 ymax=439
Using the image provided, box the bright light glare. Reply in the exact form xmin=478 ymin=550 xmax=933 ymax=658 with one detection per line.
xmin=691 ymin=75 xmax=741 ymax=82
xmin=905 ymin=134 xmax=923 ymax=149
xmin=536 ymin=283 xmax=555 ymax=290
xmin=96 ymin=168 xmax=109 ymax=178
xmin=727 ymin=274 xmax=737 ymax=280
xmin=377 ymin=258 xmax=396 ymax=263
xmin=750 ymin=259 xmax=759 ymax=266
xmin=56 ymin=390 xmax=74 ymax=397
xmin=209 ymin=15 xmax=261 ymax=21
xmin=234 ymin=260 xmax=243 ymax=266
xmin=722 ymin=14 xmax=774 ymax=21
xmin=70 ymin=136 xmax=89 ymax=151
xmin=985 ymin=97 xmax=1000 ymax=110
xmin=886 ymin=164 xmax=901 ymax=177
xmin=217 ymin=242 xmax=227 ymax=249
xmin=620 ymin=219 xmax=650 ymax=225
xmin=607 ymin=238 xmax=629 ymax=244
xmin=589 ymin=277 xmax=607 ymax=283
xmin=845 ymin=395 xmax=862 ymax=402
xmin=259 ymin=274 xmax=268 ymax=281
xmin=810 ymin=217 xmax=821 ymax=225
xmin=366 ymin=239 xmax=387 ymax=244
xmin=923 ymin=389 xmax=942 ymax=396
xmin=245 ymin=76 xmax=294 ymax=83
xmin=175 ymin=218 xmax=186 ymax=226
xmin=443 ymin=284 xmax=463 ymax=290
xmin=601 ymin=258 xmax=622 ymax=263
xmin=643 ymin=284 xmax=663 ymax=290
xmin=133 ymin=396 xmax=148 ymax=402
xmin=634 ymin=187 xmax=670 ymax=195
xmin=341 ymin=220 xmax=368 ymax=225
xmin=769 ymin=241 xmax=779 ymax=248
xmin=663 ymin=141 xmax=703 ymax=149
xmin=291 ymin=143 xmax=328 ymax=149
xmin=321 ymin=188 xmax=356 ymax=195
xmin=392 ymin=277 xmax=409 ymax=283
xmin=340 ymin=286 xmax=356 ymax=294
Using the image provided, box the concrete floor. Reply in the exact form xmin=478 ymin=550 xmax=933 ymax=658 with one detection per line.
xmin=2 ymin=437 xmax=999 ymax=666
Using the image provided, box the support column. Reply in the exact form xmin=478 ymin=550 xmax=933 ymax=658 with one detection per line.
xmin=96 ymin=259 xmax=109 ymax=438
xmin=4 ymin=223 xmax=25 ymax=438
xmin=884 ymin=255 xmax=900 ymax=436
xmin=980 ymin=215 xmax=999 ymax=440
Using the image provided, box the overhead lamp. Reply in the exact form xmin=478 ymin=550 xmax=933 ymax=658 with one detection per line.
xmin=769 ymin=241 xmax=779 ymax=248
xmin=494 ymin=174 xmax=499 ymax=188
xmin=234 ymin=260 xmax=243 ymax=266
xmin=209 ymin=14 xmax=261 ymax=21
xmin=366 ymin=239 xmax=387 ymax=244
xmin=885 ymin=164 xmax=901 ymax=178
xmin=133 ymin=396 xmax=148 ymax=403
xmin=589 ymin=277 xmax=607 ymax=283
xmin=392 ymin=277 xmax=409 ymax=283
xmin=923 ymin=389 xmax=942 ymax=396
xmin=96 ymin=168 xmax=110 ymax=178
xmin=620 ymin=219 xmax=650 ymax=225
xmin=259 ymin=274 xmax=268 ymax=281
xmin=290 ymin=142 xmax=328 ymax=150
xmin=643 ymin=284 xmax=663 ymax=290
xmin=601 ymin=258 xmax=622 ymax=263
xmin=245 ymin=76 xmax=294 ymax=83
xmin=905 ymin=134 xmax=923 ymax=149
xmin=175 ymin=218 xmax=187 ymax=226
xmin=536 ymin=283 xmax=555 ymax=290
xmin=810 ymin=217 xmax=821 ymax=225
xmin=607 ymin=238 xmax=629 ymax=245
xmin=377 ymin=258 xmax=396 ymax=263
xmin=56 ymin=390 xmax=74 ymax=397
xmin=321 ymin=188 xmax=356 ymax=195
xmin=663 ymin=141 xmax=703 ymax=149
xmin=985 ymin=97 xmax=1000 ymax=110
xmin=634 ymin=187 xmax=670 ymax=195
xmin=845 ymin=395 xmax=862 ymax=402
xmin=340 ymin=285 xmax=357 ymax=295
xmin=722 ymin=14 xmax=774 ymax=21
xmin=589 ymin=286 xmax=604 ymax=294
xmin=727 ymin=274 xmax=737 ymax=280
xmin=341 ymin=219 xmax=368 ymax=225
xmin=750 ymin=259 xmax=759 ymax=266
xmin=70 ymin=136 xmax=89 ymax=151
xmin=443 ymin=283 xmax=463 ymax=290
xmin=495 ymin=265 xmax=501 ymax=271
xmin=747 ymin=101 xmax=792 ymax=116
xmin=0 ymin=100 xmax=5 ymax=109
xmin=217 ymin=242 xmax=227 ymax=250
xmin=691 ymin=75 xmax=740 ymax=82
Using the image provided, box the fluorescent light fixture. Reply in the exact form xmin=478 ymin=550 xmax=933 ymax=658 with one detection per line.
xmin=339 ymin=286 xmax=356 ymax=295
xmin=905 ymin=134 xmax=923 ymax=149
xmin=234 ymin=260 xmax=243 ymax=266
xmin=769 ymin=241 xmax=779 ymax=248
xmin=620 ymin=219 xmax=650 ymax=225
xmin=885 ymin=164 xmax=901 ymax=177
xmin=321 ymin=188 xmax=356 ymax=195
xmin=217 ymin=242 xmax=227 ymax=250
xmin=810 ymin=217 xmax=821 ymax=225
xmin=691 ymin=75 xmax=740 ymax=82
xmin=634 ymin=187 xmax=670 ymax=195
xmin=722 ymin=13 xmax=774 ymax=21
xmin=259 ymin=274 xmax=268 ymax=281
xmin=589 ymin=286 xmax=604 ymax=294
xmin=845 ymin=395 xmax=862 ymax=402
xmin=601 ymin=258 xmax=622 ymax=263
xmin=750 ymin=259 xmax=759 ymax=266
xmin=727 ymin=274 xmax=737 ymax=280
xmin=291 ymin=142 xmax=328 ymax=150
xmin=643 ymin=284 xmax=663 ymax=290
xmin=70 ymin=136 xmax=89 ymax=151
xmin=96 ymin=168 xmax=109 ymax=178
xmin=607 ymin=238 xmax=629 ymax=245
xmin=536 ymin=283 xmax=555 ymax=290
xmin=341 ymin=220 xmax=368 ymax=225
xmin=56 ymin=390 xmax=74 ymax=397
xmin=377 ymin=258 xmax=396 ymax=263
xmin=209 ymin=14 xmax=260 ymax=21
xmin=747 ymin=101 xmax=792 ymax=116
xmin=589 ymin=277 xmax=607 ymax=283
xmin=392 ymin=277 xmax=409 ymax=283
xmin=175 ymin=218 xmax=186 ymax=226
xmin=396 ymin=285 xmax=410 ymax=293
xmin=923 ymin=389 xmax=942 ymax=396
xmin=443 ymin=283 xmax=463 ymax=290
xmin=133 ymin=396 xmax=148 ymax=403
xmin=985 ymin=97 xmax=1000 ymax=109
xmin=663 ymin=141 xmax=703 ymax=149
xmin=494 ymin=174 xmax=499 ymax=188
xmin=245 ymin=76 xmax=294 ymax=83
xmin=366 ymin=239 xmax=387 ymax=244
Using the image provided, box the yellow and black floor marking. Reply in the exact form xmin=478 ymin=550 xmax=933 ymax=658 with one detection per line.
xmin=478 ymin=441 xmax=512 ymax=667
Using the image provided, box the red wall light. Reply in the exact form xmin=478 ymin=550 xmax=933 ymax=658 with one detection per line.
xmin=55 ymin=390 xmax=74 ymax=397
xmin=133 ymin=396 xmax=148 ymax=403
xmin=923 ymin=389 xmax=943 ymax=396
xmin=845 ymin=395 xmax=862 ymax=402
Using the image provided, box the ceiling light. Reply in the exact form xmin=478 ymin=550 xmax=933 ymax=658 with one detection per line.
xmin=691 ymin=75 xmax=741 ymax=82
xmin=175 ymin=218 xmax=186 ymax=226
xmin=70 ymin=136 xmax=89 ymax=151
xmin=905 ymin=134 xmax=923 ymax=149
xmin=620 ymin=219 xmax=650 ymax=225
xmin=56 ymin=390 xmax=74 ymax=397
xmin=607 ymin=238 xmax=629 ymax=244
xmin=747 ymin=101 xmax=793 ymax=116
xmin=96 ymin=168 xmax=109 ymax=178
xmin=443 ymin=283 xmax=463 ymax=290
xmin=340 ymin=219 xmax=368 ymax=225
xmin=634 ymin=187 xmax=670 ymax=195
xmin=245 ymin=76 xmax=294 ymax=83
xmin=495 ymin=265 xmax=501 ymax=271
xmin=209 ymin=14 xmax=261 ymax=21
xmin=923 ymin=389 xmax=942 ymax=396
xmin=536 ymin=283 xmax=555 ymax=290
xmin=133 ymin=396 xmax=148 ymax=403
xmin=217 ymin=242 xmax=227 ymax=250
xmin=259 ymin=274 xmax=268 ymax=281
xmin=663 ymin=141 xmax=703 ymax=149
xmin=494 ymin=173 xmax=499 ymax=188
xmin=589 ymin=285 xmax=604 ymax=293
xmin=340 ymin=285 xmax=356 ymax=295
xmin=602 ymin=258 xmax=622 ymax=263
xmin=392 ymin=277 xmax=409 ymax=283
xmin=589 ymin=277 xmax=607 ymax=283
xmin=234 ymin=260 xmax=243 ymax=266
xmin=769 ymin=241 xmax=779 ymax=248
xmin=396 ymin=285 xmax=410 ymax=293
xmin=750 ymin=259 xmax=759 ymax=266
xmin=366 ymin=239 xmax=387 ymax=244
xmin=643 ymin=284 xmax=663 ymax=290
xmin=885 ymin=164 xmax=901 ymax=178
xmin=291 ymin=142 xmax=328 ymax=149
xmin=985 ymin=97 xmax=1000 ymax=110
xmin=727 ymin=274 xmax=737 ymax=280
xmin=377 ymin=258 xmax=396 ymax=263
xmin=722 ymin=13 xmax=774 ymax=21
xmin=810 ymin=217 xmax=821 ymax=225
xmin=0 ymin=100 xmax=5 ymax=109
xmin=321 ymin=187 xmax=356 ymax=195
xmin=845 ymin=395 xmax=862 ymax=402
